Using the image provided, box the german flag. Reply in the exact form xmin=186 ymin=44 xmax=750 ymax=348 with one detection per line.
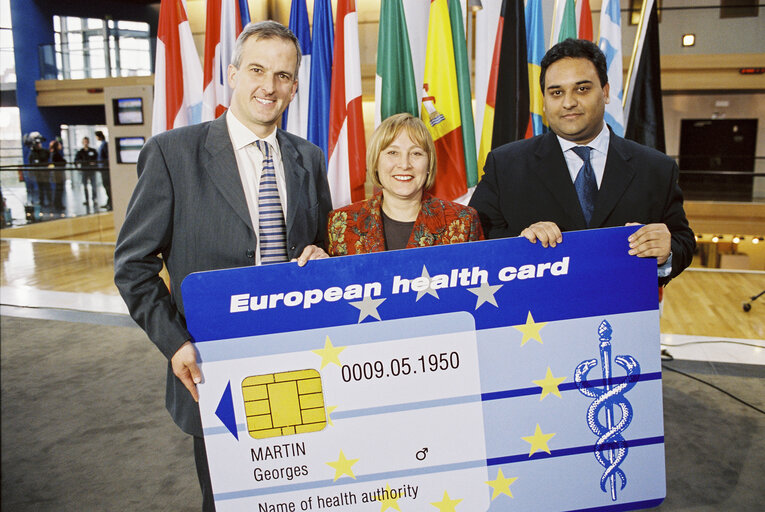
xmin=477 ymin=0 xmax=529 ymax=179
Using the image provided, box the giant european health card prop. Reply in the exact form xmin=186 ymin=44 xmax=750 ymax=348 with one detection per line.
xmin=182 ymin=226 xmax=665 ymax=512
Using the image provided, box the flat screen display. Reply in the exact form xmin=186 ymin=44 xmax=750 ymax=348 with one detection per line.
xmin=113 ymin=97 xmax=144 ymax=125
xmin=115 ymin=136 xmax=145 ymax=164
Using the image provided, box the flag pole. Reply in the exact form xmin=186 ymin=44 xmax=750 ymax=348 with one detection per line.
xmin=550 ymin=0 xmax=560 ymax=48
xmin=623 ymin=0 xmax=649 ymax=108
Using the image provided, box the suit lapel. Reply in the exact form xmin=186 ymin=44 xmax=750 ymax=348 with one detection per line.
xmin=364 ymin=194 xmax=385 ymax=253
xmin=534 ymin=132 xmax=588 ymax=229
xmin=277 ymin=129 xmax=309 ymax=235
xmin=590 ymin=134 xmax=636 ymax=228
xmin=202 ymin=113 xmax=253 ymax=231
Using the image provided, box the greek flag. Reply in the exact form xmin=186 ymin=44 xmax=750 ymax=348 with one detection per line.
xmin=281 ymin=0 xmax=311 ymax=138
xmin=307 ymin=0 xmax=334 ymax=161
xmin=598 ymin=0 xmax=625 ymax=137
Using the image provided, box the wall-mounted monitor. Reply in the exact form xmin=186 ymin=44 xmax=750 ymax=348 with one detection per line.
xmin=115 ymin=136 xmax=145 ymax=164
xmin=113 ymin=97 xmax=144 ymax=125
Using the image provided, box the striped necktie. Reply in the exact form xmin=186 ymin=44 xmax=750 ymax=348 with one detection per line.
xmin=254 ymin=140 xmax=288 ymax=264
xmin=571 ymin=146 xmax=598 ymax=226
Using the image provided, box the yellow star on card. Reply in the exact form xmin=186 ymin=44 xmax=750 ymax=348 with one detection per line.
xmin=513 ymin=311 xmax=548 ymax=346
xmin=485 ymin=468 xmax=518 ymax=500
xmin=325 ymin=405 xmax=338 ymax=426
xmin=312 ymin=336 xmax=345 ymax=368
xmin=430 ymin=491 xmax=462 ymax=511
xmin=325 ymin=450 xmax=359 ymax=481
xmin=522 ymin=424 xmax=556 ymax=456
xmin=377 ymin=484 xmax=401 ymax=511
xmin=532 ymin=367 xmax=566 ymax=400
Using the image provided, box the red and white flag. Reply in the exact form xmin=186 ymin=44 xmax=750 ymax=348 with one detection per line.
xmin=327 ymin=0 xmax=365 ymax=208
xmin=576 ymin=0 xmax=594 ymax=41
xmin=202 ymin=0 xmax=243 ymax=121
xmin=152 ymin=0 xmax=203 ymax=135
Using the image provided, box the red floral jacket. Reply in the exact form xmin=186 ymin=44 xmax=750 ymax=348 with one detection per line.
xmin=327 ymin=192 xmax=484 ymax=256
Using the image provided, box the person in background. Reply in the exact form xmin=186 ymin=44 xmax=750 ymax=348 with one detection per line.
xmin=327 ymin=113 xmax=483 ymax=255
xmin=95 ymin=130 xmax=111 ymax=210
xmin=27 ymin=137 xmax=48 ymax=207
xmin=75 ymin=137 xmax=98 ymax=213
xmin=49 ymin=139 xmax=66 ymax=211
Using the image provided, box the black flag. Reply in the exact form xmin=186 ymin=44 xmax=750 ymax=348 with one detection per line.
xmin=492 ymin=0 xmax=530 ymax=147
xmin=625 ymin=0 xmax=666 ymax=153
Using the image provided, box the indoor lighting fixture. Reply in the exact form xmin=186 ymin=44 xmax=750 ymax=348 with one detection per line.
xmin=712 ymin=235 xmax=720 ymax=243
xmin=732 ymin=236 xmax=741 ymax=244
xmin=753 ymin=237 xmax=761 ymax=245
xmin=682 ymin=34 xmax=696 ymax=47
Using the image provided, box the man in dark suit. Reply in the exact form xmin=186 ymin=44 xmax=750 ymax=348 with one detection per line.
xmin=114 ymin=21 xmax=332 ymax=511
xmin=470 ymin=39 xmax=694 ymax=285
xmin=94 ymin=130 xmax=111 ymax=209
xmin=75 ymin=136 xmax=99 ymax=212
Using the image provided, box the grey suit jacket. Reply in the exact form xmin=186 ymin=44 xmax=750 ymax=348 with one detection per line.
xmin=114 ymin=113 xmax=332 ymax=436
xmin=469 ymin=129 xmax=695 ymax=285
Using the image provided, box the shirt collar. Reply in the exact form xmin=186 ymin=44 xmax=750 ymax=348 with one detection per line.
xmin=226 ymin=110 xmax=280 ymax=153
xmin=556 ymin=122 xmax=610 ymax=156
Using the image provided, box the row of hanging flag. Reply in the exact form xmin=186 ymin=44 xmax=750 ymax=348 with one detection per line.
xmin=152 ymin=0 xmax=664 ymax=206
xmin=279 ymin=0 xmax=368 ymax=208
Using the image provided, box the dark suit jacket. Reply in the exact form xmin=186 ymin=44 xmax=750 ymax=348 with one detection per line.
xmin=114 ymin=113 xmax=332 ymax=436
xmin=469 ymin=129 xmax=695 ymax=285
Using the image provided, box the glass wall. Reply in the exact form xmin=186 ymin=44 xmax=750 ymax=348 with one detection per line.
xmin=0 ymin=0 xmax=20 ymax=165
xmin=41 ymin=15 xmax=151 ymax=80
xmin=1 ymin=124 xmax=110 ymax=228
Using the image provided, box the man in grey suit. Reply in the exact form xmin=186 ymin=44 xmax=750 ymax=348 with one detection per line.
xmin=114 ymin=21 xmax=332 ymax=511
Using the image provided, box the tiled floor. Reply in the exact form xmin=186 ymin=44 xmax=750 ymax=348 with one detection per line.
xmin=660 ymin=333 xmax=765 ymax=365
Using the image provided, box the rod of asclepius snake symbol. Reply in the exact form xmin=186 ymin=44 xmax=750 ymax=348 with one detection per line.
xmin=598 ymin=323 xmax=617 ymax=501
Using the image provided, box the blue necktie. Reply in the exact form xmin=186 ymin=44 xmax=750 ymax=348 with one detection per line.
xmin=255 ymin=140 xmax=288 ymax=264
xmin=572 ymin=146 xmax=598 ymax=226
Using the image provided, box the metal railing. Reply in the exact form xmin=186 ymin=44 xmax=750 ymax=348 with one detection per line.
xmin=2 ymin=160 xmax=763 ymax=229
xmin=1 ymin=163 xmax=111 ymax=228
xmin=674 ymin=155 xmax=765 ymax=202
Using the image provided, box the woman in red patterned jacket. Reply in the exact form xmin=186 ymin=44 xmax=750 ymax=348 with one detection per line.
xmin=327 ymin=113 xmax=483 ymax=255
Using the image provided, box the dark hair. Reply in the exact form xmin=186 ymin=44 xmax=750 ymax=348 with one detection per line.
xmin=95 ymin=130 xmax=105 ymax=140
xmin=539 ymin=38 xmax=608 ymax=92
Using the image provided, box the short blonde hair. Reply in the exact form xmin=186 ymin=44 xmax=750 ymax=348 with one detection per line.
xmin=367 ymin=113 xmax=437 ymax=191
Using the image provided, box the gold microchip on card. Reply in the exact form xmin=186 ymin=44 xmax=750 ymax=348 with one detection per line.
xmin=241 ymin=369 xmax=326 ymax=439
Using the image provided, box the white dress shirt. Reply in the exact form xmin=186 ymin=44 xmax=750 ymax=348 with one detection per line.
xmin=226 ymin=111 xmax=288 ymax=265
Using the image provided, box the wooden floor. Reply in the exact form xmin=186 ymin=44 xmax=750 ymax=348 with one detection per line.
xmin=1 ymin=238 xmax=118 ymax=294
xmin=1 ymin=213 xmax=118 ymax=294
xmin=662 ymin=269 xmax=765 ymax=340
xmin=1 ymin=215 xmax=764 ymax=340
xmin=0 ymin=212 xmax=116 ymax=243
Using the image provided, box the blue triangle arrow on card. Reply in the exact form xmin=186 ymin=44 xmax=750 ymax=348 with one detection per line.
xmin=215 ymin=381 xmax=239 ymax=440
